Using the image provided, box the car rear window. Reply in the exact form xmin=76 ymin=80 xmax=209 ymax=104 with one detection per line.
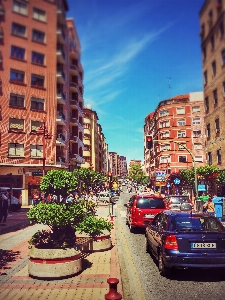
xmin=173 ymin=216 xmax=224 ymax=232
xmin=136 ymin=198 xmax=165 ymax=209
xmin=170 ymin=196 xmax=189 ymax=203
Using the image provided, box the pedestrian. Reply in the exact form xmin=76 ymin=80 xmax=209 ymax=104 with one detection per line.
xmin=88 ymin=191 xmax=97 ymax=204
xmin=66 ymin=194 xmax=74 ymax=204
xmin=0 ymin=193 xmax=9 ymax=225
xmin=203 ymin=197 xmax=215 ymax=216
xmin=33 ymin=191 xmax=39 ymax=206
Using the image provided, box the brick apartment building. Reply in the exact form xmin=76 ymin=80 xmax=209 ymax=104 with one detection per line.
xmin=82 ymin=106 xmax=109 ymax=173
xmin=0 ymin=0 xmax=84 ymax=204
xmin=200 ymin=0 xmax=225 ymax=168
xmin=144 ymin=92 xmax=206 ymax=189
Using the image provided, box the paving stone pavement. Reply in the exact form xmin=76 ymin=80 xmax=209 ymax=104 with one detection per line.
xmin=0 ymin=205 xmax=123 ymax=300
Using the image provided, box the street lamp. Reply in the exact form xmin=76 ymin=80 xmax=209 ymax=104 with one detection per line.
xmin=36 ymin=123 xmax=52 ymax=177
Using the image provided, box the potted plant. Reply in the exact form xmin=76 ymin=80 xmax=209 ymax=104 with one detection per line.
xmin=27 ymin=202 xmax=87 ymax=279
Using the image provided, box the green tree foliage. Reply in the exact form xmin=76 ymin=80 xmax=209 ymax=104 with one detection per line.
xmin=73 ymin=167 xmax=106 ymax=191
xmin=179 ymin=169 xmax=195 ymax=184
xmin=128 ymin=163 xmax=149 ymax=184
xmin=197 ymin=165 xmax=219 ymax=177
xmin=216 ymin=170 xmax=225 ymax=184
xmin=40 ymin=170 xmax=78 ymax=199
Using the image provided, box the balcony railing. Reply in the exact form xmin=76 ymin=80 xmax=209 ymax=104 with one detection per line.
xmin=57 ymin=133 xmax=66 ymax=143
xmin=57 ymin=111 xmax=66 ymax=121
xmin=57 ymin=91 xmax=66 ymax=101
xmin=56 ymin=156 xmax=65 ymax=164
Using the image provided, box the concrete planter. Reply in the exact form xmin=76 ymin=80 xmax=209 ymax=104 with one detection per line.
xmin=76 ymin=230 xmax=112 ymax=252
xmin=28 ymin=247 xmax=82 ymax=279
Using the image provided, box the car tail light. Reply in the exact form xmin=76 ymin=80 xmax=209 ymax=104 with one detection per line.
xmin=164 ymin=235 xmax=178 ymax=250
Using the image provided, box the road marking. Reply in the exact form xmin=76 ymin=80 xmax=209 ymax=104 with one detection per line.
xmin=118 ymin=219 xmax=147 ymax=300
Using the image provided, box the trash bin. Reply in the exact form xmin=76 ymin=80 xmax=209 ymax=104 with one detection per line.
xmin=212 ymin=197 xmax=223 ymax=221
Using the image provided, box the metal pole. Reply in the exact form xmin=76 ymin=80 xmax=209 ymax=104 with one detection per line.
xmin=42 ymin=122 xmax=46 ymax=177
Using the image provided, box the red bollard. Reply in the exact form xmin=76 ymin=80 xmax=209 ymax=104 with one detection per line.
xmin=110 ymin=215 xmax=114 ymax=223
xmin=105 ymin=277 xmax=122 ymax=300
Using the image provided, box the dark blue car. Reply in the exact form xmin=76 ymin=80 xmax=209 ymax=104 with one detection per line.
xmin=145 ymin=210 xmax=225 ymax=276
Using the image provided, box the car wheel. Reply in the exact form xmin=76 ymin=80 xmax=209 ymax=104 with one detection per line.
xmin=129 ymin=224 xmax=135 ymax=233
xmin=158 ymin=251 xmax=170 ymax=276
xmin=145 ymin=237 xmax=150 ymax=253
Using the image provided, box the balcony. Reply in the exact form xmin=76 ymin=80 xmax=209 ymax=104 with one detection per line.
xmin=56 ymin=69 xmax=65 ymax=84
xmin=56 ymin=111 xmax=66 ymax=125
xmin=0 ymin=5 xmax=4 ymax=16
xmin=57 ymin=91 xmax=66 ymax=105
xmin=70 ymin=134 xmax=78 ymax=143
xmin=70 ymin=115 xmax=78 ymax=124
xmin=70 ymin=81 xmax=79 ymax=92
xmin=70 ymin=44 xmax=78 ymax=60
xmin=70 ymin=153 xmax=85 ymax=164
xmin=56 ymin=133 xmax=66 ymax=145
xmin=57 ymin=6 xmax=66 ymax=24
xmin=56 ymin=156 xmax=65 ymax=165
xmin=0 ymin=27 xmax=3 ymax=40
xmin=70 ymin=98 xmax=78 ymax=108
xmin=56 ymin=45 xmax=65 ymax=64
xmin=70 ymin=64 xmax=79 ymax=74
xmin=57 ymin=25 xmax=66 ymax=44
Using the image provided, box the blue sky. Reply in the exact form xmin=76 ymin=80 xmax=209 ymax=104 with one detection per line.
xmin=67 ymin=0 xmax=205 ymax=164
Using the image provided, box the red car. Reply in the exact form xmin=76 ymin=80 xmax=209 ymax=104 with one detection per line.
xmin=125 ymin=194 xmax=166 ymax=232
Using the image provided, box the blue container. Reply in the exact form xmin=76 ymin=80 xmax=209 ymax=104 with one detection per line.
xmin=212 ymin=197 xmax=223 ymax=221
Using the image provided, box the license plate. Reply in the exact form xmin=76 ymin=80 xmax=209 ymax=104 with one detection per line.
xmin=145 ymin=214 xmax=155 ymax=218
xmin=191 ymin=243 xmax=216 ymax=249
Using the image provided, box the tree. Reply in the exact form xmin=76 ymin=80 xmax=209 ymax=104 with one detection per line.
xmin=73 ymin=167 xmax=106 ymax=192
xmin=216 ymin=170 xmax=225 ymax=185
xmin=128 ymin=163 xmax=149 ymax=184
xmin=40 ymin=170 xmax=78 ymax=200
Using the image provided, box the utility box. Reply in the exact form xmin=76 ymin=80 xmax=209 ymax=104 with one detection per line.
xmin=212 ymin=197 xmax=223 ymax=221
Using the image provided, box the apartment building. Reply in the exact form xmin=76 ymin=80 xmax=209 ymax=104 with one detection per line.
xmin=118 ymin=155 xmax=128 ymax=177
xmin=144 ymin=92 xmax=206 ymax=188
xmin=82 ymin=107 xmax=108 ymax=172
xmin=200 ymin=0 xmax=225 ymax=168
xmin=0 ymin=0 xmax=84 ymax=203
xmin=109 ymin=152 xmax=119 ymax=177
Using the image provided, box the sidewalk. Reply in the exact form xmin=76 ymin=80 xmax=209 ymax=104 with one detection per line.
xmin=0 ymin=205 xmax=123 ymax=300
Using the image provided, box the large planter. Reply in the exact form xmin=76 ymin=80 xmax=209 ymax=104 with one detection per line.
xmin=28 ymin=247 xmax=82 ymax=279
xmin=76 ymin=230 xmax=112 ymax=252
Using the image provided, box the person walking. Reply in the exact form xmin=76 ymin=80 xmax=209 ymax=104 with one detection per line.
xmin=203 ymin=197 xmax=215 ymax=216
xmin=0 ymin=193 xmax=9 ymax=225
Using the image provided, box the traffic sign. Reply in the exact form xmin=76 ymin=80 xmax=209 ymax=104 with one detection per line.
xmin=174 ymin=178 xmax=180 ymax=185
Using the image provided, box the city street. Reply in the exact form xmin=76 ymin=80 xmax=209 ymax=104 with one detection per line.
xmin=115 ymin=190 xmax=225 ymax=300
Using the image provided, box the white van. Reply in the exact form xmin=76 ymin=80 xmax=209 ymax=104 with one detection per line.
xmin=0 ymin=187 xmax=22 ymax=211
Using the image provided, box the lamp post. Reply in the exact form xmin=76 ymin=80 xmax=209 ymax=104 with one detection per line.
xmin=152 ymin=139 xmax=198 ymax=199
xmin=36 ymin=123 xmax=51 ymax=177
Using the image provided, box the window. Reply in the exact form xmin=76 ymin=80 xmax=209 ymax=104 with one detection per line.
xmin=160 ymin=144 xmax=170 ymax=151
xmin=9 ymin=118 xmax=24 ymax=131
xmin=159 ymin=109 xmax=169 ymax=117
xmin=160 ymin=131 xmax=170 ymax=139
xmin=213 ymin=89 xmax=218 ymax=105
xmin=202 ymin=47 xmax=206 ymax=61
xmin=192 ymin=106 xmax=200 ymax=113
xmin=32 ymin=51 xmax=45 ymax=65
xmin=178 ymin=143 xmax=186 ymax=150
xmin=215 ymin=118 xmax=220 ymax=133
xmin=10 ymin=69 xmax=24 ymax=84
xmin=207 ymin=123 xmax=211 ymax=137
xmin=219 ymin=22 xmax=224 ymax=38
xmin=33 ymin=7 xmax=46 ymax=22
xmin=11 ymin=45 xmax=25 ymax=60
xmin=193 ymin=130 xmax=201 ymax=137
xmin=179 ymin=156 xmax=186 ymax=163
xmin=31 ymin=120 xmax=42 ymax=132
xmin=195 ymin=156 xmax=203 ymax=162
xmin=31 ymin=74 xmax=44 ymax=88
xmin=160 ymin=120 xmax=169 ymax=128
xmin=193 ymin=117 xmax=200 ymax=125
xmin=160 ymin=156 xmax=171 ymax=163
xmin=13 ymin=0 xmax=27 ymax=15
xmin=32 ymin=29 xmax=45 ymax=43
xmin=212 ymin=61 xmax=216 ymax=76
xmin=194 ymin=143 xmax=202 ymax=150
xmin=223 ymin=81 xmax=225 ymax=96
xmin=221 ymin=49 xmax=225 ymax=66
xmin=30 ymin=144 xmax=43 ymax=158
xmin=208 ymin=152 xmax=212 ymax=165
xmin=11 ymin=23 xmax=26 ymax=37
xmin=176 ymin=107 xmax=185 ymax=114
xmin=177 ymin=119 xmax=185 ymax=126
xmin=205 ymin=97 xmax=209 ymax=111
xmin=217 ymin=149 xmax=222 ymax=164
xmin=210 ymin=35 xmax=214 ymax=50
xmin=178 ymin=131 xmax=186 ymax=138
xmin=9 ymin=93 xmax=24 ymax=108
xmin=8 ymin=143 xmax=24 ymax=157
xmin=31 ymin=97 xmax=44 ymax=111
xmin=204 ymin=70 xmax=208 ymax=85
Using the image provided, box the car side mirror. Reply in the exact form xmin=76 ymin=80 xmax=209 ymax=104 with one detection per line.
xmin=124 ymin=203 xmax=128 ymax=207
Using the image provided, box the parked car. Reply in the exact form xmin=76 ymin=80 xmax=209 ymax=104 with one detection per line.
xmin=145 ymin=210 xmax=225 ymax=276
xmin=97 ymin=192 xmax=116 ymax=204
xmin=0 ymin=187 xmax=22 ymax=211
xmin=124 ymin=194 xmax=166 ymax=232
xmin=164 ymin=195 xmax=193 ymax=210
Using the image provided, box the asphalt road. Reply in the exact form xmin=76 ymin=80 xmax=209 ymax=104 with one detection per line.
xmin=115 ymin=190 xmax=225 ymax=300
